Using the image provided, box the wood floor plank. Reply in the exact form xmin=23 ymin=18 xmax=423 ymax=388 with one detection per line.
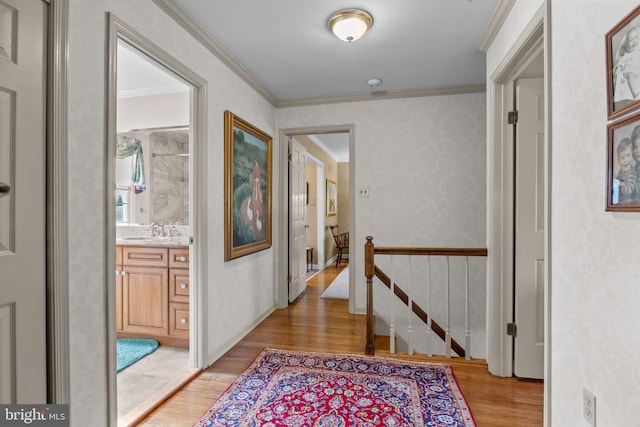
xmin=138 ymin=264 xmax=543 ymax=426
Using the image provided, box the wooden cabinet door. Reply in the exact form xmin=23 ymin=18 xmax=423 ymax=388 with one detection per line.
xmin=116 ymin=245 xmax=123 ymax=331
xmin=115 ymin=268 xmax=123 ymax=332
xmin=122 ymin=266 xmax=169 ymax=336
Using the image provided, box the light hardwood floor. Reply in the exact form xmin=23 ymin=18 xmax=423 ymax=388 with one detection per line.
xmin=138 ymin=264 xmax=543 ymax=426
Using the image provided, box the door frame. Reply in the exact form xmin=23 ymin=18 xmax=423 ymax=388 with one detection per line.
xmin=106 ymin=13 xmax=208 ymax=423
xmin=277 ymin=125 xmax=355 ymax=313
xmin=48 ymin=0 xmax=70 ymax=404
xmin=486 ymin=3 xmax=551 ymax=425
xmin=305 ymin=152 xmax=325 ymax=270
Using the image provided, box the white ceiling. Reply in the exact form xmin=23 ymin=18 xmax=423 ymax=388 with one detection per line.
xmin=117 ymin=40 xmax=190 ymax=98
xmin=118 ymin=0 xmax=501 ymax=161
xmin=170 ymin=0 xmax=499 ymax=102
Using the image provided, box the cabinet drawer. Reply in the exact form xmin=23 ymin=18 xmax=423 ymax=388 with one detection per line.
xmin=169 ymin=268 xmax=190 ymax=303
xmin=123 ymin=246 xmax=168 ymax=267
xmin=169 ymin=303 xmax=189 ymax=338
xmin=169 ymin=248 xmax=190 ymax=268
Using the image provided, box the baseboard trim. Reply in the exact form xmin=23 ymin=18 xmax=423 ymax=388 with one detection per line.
xmin=206 ymin=306 xmax=275 ymax=367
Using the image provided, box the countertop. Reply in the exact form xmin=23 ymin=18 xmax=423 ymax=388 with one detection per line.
xmin=116 ymin=236 xmax=189 ymax=247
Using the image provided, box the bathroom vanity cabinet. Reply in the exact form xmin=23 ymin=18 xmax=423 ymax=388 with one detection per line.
xmin=115 ymin=244 xmax=189 ymax=348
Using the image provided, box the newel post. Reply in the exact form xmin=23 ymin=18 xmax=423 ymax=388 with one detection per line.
xmin=365 ymin=236 xmax=375 ymax=355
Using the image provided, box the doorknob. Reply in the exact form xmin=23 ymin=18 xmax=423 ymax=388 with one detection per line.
xmin=0 ymin=182 xmax=10 ymax=198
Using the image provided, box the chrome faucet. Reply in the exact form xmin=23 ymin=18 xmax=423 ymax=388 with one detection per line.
xmin=168 ymin=221 xmax=181 ymax=237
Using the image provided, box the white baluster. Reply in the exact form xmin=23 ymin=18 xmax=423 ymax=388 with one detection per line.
xmin=389 ymin=255 xmax=395 ymax=354
xmin=426 ymin=256 xmax=432 ymax=357
xmin=407 ymin=255 xmax=413 ymax=356
xmin=464 ymin=256 xmax=471 ymax=360
xmin=445 ymin=256 xmax=451 ymax=358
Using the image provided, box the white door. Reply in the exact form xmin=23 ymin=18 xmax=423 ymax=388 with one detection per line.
xmin=0 ymin=0 xmax=48 ymax=403
xmin=513 ymin=77 xmax=545 ymax=379
xmin=288 ymin=138 xmax=307 ymax=302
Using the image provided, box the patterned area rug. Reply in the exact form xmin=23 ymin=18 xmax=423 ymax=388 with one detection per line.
xmin=195 ymin=348 xmax=476 ymax=427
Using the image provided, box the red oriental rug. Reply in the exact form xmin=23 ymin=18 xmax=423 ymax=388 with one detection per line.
xmin=194 ymin=348 xmax=476 ymax=427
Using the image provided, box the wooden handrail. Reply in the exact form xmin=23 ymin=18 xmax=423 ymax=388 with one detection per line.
xmin=364 ymin=236 xmax=487 ymax=357
xmin=374 ymin=247 xmax=488 ymax=257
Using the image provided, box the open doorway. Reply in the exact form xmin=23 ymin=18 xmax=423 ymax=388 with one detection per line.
xmin=487 ymin=11 xmax=549 ymax=404
xmin=106 ymin=15 xmax=208 ymax=425
xmin=280 ymin=127 xmax=354 ymax=310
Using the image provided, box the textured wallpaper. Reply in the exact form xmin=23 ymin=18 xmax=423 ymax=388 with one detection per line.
xmin=550 ymin=1 xmax=640 ymax=425
xmin=277 ymin=93 xmax=487 ymax=357
xmin=68 ymin=1 xmax=275 ymax=424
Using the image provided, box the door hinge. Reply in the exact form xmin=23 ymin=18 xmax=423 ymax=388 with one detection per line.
xmin=288 ymin=153 xmax=292 ymax=161
xmin=287 ymin=275 xmax=292 ymax=282
xmin=507 ymin=323 xmax=517 ymax=337
xmin=507 ymin=110 xmax=518 ymax=125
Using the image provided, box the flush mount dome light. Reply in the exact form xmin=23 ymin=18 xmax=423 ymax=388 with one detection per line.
xmin=328 ymin=9 xmax=373 ymax=42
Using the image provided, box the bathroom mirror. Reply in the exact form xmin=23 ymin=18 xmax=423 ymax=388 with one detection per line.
xmin=116 ymin=127 xmax=189 ymax=225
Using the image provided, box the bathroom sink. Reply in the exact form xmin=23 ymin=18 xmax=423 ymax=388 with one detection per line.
xmin=121 ymin=236 xmax=153 ymax=241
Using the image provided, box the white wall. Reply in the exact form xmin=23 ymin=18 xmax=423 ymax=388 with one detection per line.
xmin=551 ymin=1 xmax=640 ymax=425
xmin=277 ymin=93 xmax=487 ymax=357
xmin=117 ymin=91 xmax=189 ymax=132
xmin=68 ymin=1 xmax=275 ymax=425
xmin=489 ymin=0 xmax=640 ymax=424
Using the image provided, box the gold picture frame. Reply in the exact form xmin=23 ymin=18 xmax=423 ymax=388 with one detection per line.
xmin=326 ymin=179 xmax=337 ymax=217
xmin=224 ymin=111 xmax=272 ymax=260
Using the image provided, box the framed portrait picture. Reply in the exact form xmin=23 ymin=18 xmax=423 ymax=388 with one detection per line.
xmin=606 ymin=4 xmax=640 ymax=120
xmin=326 ymin=179 xmax=337 ymax=217
xmin=606 ymin=110 xmax=640 ymax=211
xmin=224 ymin=111 xmax=272 ymax=260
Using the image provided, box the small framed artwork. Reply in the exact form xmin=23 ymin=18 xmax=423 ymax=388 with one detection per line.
xmin=326 ymin=179 xmax=337 ymax=217
xmin=606 ymin=110 xmax=640 ymax=211
xmin=224 ymin=110 xmax=272 ymax=260
xmin=606 ymin=4 xmax=640 ymax=120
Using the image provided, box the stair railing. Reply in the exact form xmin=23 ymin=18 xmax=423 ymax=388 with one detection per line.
xmin=364 ymin=236 xmax=487 ymax=358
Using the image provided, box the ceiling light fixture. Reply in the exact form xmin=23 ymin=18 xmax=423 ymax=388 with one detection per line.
xmin=367 ymin=78 xmax=383 ymax=88
xmin=328 ymin=9 xmax=373 ymax=42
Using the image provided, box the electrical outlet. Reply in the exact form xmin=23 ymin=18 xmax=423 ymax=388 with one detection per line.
xmin=359 ymin=187 xmax=369 ymax=198
xmin=583 ymin=387 xmax=596 ymax=426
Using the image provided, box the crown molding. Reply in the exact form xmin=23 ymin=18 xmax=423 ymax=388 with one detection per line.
xmin=152 ymin=0 xmax=278 ymax=106
xmin=276 ymin=84 xmax=486 ymax=109
xmin=478 ymin=0 xmax=516 ymax=52
xmin=154 ymin=0 xmax=487 ymax=109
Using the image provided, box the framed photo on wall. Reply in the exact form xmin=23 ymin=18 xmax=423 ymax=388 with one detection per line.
xmin=606 ymin=4 xmax=640 ymax=120
xmin=224 ymin=110 xmax=272 ymax=260
xmin=326 ymin=179 xmax=337 ymax=217
xmin=606 ymin=110 xmax=640 ymax=211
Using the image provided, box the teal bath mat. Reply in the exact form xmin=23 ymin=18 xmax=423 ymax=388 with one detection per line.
xmin=116 ymin=338 xmax=159 ymax=372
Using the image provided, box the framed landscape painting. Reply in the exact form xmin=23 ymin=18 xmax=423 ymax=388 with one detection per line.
xmin=224 ymin=111 xmax=272 ymax=260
